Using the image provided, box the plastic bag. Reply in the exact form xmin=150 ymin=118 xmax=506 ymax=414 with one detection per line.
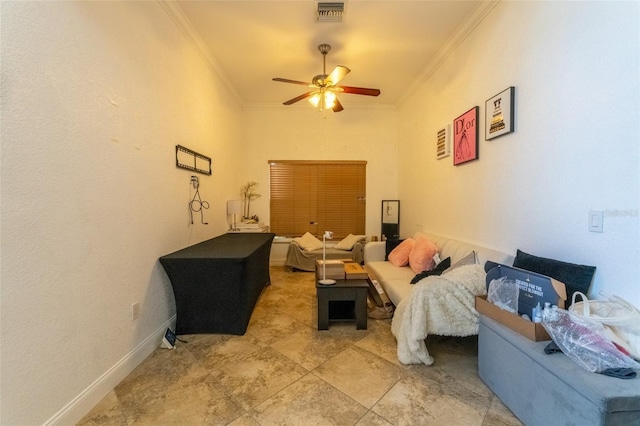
xmin=542 ymin=308 xmax=640 ymax=373
xmin=606 ymin=327 xmax=640 ymax=361
xmin=570 ymin=292 xmax=640 ymax=360
xmin=487 ymin=276 xmax=519 ymax=314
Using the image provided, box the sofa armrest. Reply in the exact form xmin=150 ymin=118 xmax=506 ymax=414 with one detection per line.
xmin=364 ymin=241 xmax=386 ymax=263
xmin=352 ymin=241 xmax=365 ymax=264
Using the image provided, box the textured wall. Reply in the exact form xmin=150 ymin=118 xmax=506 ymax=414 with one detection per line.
xmin=0 ymin=2 xmax=243 ymax=424
xmin=398 ymin=1 xmax=640 ymax=308
xmin=241 ymin=106 xmax=399 ymax=239
xmin=2 ymin=1 xmax=638 ymax=424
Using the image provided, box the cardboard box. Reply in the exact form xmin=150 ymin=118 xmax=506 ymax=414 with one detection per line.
xmin=485 ymin=263 xmax=567 ymax=316
xmin=344 ymin=263 xmax=368 ymax=279
xmin=476 ymin=295 xmax=551 ymax=341
xmin=363 ymin=266 xmax=393 ymax=308
xmin=367 ymin=278 xmax=393 ymax=308
xmin=315 ymin=260 xmax=344 ymax=280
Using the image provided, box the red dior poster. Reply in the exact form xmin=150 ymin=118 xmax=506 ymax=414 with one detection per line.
xmin=453 ymin=106 xmax=479 ymax=165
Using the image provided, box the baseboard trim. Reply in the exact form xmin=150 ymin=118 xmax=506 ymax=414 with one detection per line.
xmin=43 ymin=316 xmax=177 ymax=426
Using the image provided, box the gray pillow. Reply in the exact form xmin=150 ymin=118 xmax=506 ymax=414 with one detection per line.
xmin=443 ymin=251 xmax=477 ymax=274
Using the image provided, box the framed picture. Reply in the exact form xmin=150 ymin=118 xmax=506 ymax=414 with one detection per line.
xmin=453 ymin=106 xmax=479 ymax=165
xmin=381 ymin=200 xmax=399 ymax=240
xmin=436 ymin=124 xmax=451 ymax=160
xmin=485 ymin=86 xmax=515 ymax=140
xmin=176 ymin=145 xmax=212 ymax=175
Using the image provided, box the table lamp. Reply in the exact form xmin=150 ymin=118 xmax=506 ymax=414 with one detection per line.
xmin=319 ymin=231 xmax=336 ymax=285
xmin=227 ymin=200 xmax=242 ymax=231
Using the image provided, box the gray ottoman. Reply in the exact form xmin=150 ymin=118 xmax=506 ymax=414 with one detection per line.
xmin=478 ymin=315 xmax=640 ymax=425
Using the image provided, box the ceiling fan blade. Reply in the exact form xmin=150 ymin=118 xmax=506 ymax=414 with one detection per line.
xmin=336 ymin=85 xmax=381 ymax=97
xmin=283 ymin=92 xmax=314 ymax=105
xmin=332 ymin=98 xmax=344 ymax=113
xmin=326 ymin=66 xmax=350 ymax=86
xmin=273 ymin=77 xmax=315 ymax=87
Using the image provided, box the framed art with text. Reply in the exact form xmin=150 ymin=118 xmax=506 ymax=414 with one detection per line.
xmin=436 ymin=124 xmax=451 ymax=160
xmin=485 ymin=86 xmax=515 ymax=140
xmin=453 ymin=106 xmax=479 ymax=165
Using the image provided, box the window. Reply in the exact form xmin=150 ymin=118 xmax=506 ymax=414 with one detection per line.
xmin=269 ymin=160 xmax=366 ymax=239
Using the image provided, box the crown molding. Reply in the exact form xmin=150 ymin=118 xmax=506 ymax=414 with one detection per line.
xmin=242 ymin=103 xmax=397 ymax=113
xmin=158 ymin=0 xmax=244 ymax=108
xmin=397 ymin=0 xmax=501 ymax=107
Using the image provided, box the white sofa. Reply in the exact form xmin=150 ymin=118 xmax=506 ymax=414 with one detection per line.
xmin=364 ymin=232 xmax=514 ymax=365
xmin=364 ymin=232 xmax=513 ymax=307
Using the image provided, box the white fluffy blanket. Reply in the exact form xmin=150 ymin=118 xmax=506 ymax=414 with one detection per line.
xmin=391 ymin=264 xmax=487 ymax=365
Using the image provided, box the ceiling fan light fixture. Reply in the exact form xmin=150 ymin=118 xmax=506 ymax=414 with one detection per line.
xmin=324 ymin=91 xmax=336 ymax=108
xmin=308 ymin=91 xmax=336 ymax=111
xmin=273 ymin=41 xmax=380 ymax=113
xmin=309 ymin=93 xmax=321 ymax=108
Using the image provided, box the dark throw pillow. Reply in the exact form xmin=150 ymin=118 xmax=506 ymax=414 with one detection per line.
xmin=410 ymin=257 xmax=451 ymax=284
xmin=385 ymin=239 xmax=405 ymax=261
xmin=512 ymin=249 xmax=596 ymax=307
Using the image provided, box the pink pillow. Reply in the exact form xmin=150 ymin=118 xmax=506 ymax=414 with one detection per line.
xmin=409 ymin=236 xmax=439 ymax=273
xmin=388 ymin=238 xmax=415 ymax=267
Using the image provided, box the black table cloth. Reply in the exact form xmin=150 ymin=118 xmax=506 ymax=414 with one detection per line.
xmin=159 ymin=233 xmax=275 ymax=335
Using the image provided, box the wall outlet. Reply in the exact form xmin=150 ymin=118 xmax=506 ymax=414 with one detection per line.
xmin=131 ymin=302 xmax=140 ymax=320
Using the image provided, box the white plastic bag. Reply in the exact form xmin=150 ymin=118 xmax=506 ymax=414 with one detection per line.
xmin=542 ymin=308 xmax=640 ymax=373
xmin=569 ymin=292 xmax=639 ymax=326
xmin=569 ymin=292 xmax=640 ymax=360
xmin=606 ymin=327 xmax=640 ymax=361
xmin=487 ymin=276 xmax=519 ymax=314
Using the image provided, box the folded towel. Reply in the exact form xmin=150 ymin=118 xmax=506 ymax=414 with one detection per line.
xmin=601 ymin=368 xmax=637 ymax=379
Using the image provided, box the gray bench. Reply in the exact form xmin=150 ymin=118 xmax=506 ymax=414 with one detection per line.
xmin=478 ymin=315 xmax=640 ymax=425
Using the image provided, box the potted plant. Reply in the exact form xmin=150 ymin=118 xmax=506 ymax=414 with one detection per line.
xmin=240 ymin=181 xmax=261 ymax=221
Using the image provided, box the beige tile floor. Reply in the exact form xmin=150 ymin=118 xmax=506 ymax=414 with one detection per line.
xmin=79 ymin=267 xmax=522 ymax=426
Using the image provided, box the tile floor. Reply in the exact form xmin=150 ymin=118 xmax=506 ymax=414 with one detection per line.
xmin=79 ymin=267 xmax=522 ymax=426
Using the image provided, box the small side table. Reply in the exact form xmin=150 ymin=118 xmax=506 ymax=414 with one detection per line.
xmin=316 ymin=279 xmax=369 ymax=330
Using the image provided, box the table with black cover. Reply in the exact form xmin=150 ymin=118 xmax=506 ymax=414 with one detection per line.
xmin=159 ymin=233 xmax=275 ymax=335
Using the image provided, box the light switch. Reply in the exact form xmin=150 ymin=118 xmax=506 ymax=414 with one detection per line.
xmin=589 ymin=210 xmax=604 ymax=233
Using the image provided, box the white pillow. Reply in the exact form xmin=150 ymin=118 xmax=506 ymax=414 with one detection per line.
xmin=293 ymin=232 xmax=324 ymax=251
xmin=334 ymin=234 xmax=366 ymax=251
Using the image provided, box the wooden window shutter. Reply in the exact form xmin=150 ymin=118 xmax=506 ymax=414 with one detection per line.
xmin=269 ymin=161 xmax=366 ymax=239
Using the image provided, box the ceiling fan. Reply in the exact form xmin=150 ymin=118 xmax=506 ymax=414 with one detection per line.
xmin=273 ymin=44 xmax=381 ymax=113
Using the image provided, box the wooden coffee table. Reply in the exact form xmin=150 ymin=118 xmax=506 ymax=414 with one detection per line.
xmin=316 ymin=279 xmax=368 ymax=330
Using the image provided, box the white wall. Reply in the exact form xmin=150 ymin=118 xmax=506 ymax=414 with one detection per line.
xmin=241 ymin=106 xmax=399 ymax=238
xmin=2 ymin=1 xmax=638 ymax=424
xmin=398 ymin=1 xmax=640 ymax=308
xmin=0 ymin=2 xmax=243 ymax=424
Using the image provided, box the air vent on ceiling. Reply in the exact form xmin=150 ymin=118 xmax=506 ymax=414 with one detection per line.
xmin=316 ymin=2 xmax=344 ymax=23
